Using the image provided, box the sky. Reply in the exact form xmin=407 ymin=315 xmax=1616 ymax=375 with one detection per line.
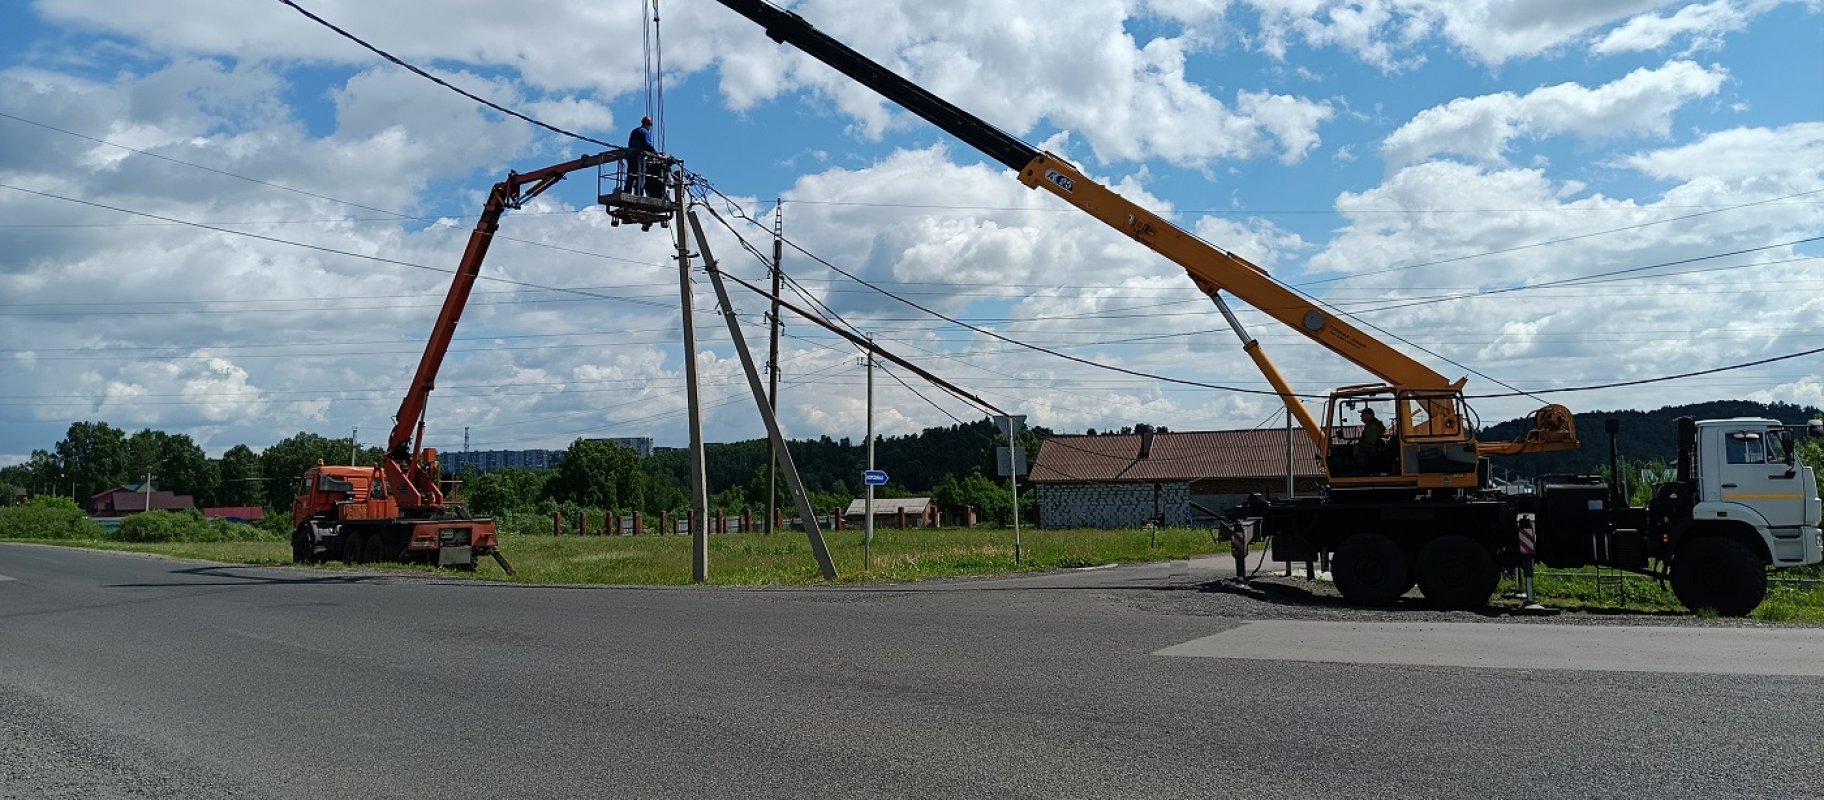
xmin=1 ymin=0 xmax=1821 ymax=464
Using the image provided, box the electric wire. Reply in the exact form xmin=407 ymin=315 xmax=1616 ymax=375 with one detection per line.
xmin=0 ymin=182 xmax=675 ymax=310
xmin=274 ymin=0 xmax=615 ymax=148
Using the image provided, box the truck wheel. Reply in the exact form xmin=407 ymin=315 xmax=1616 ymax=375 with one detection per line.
xmin=341 ymin=532 xmax=367 ymax=564
xmin=1333 ymin=533 xmax=1411 ymax=606
xmin=1672 ymin=537 xmax=1766 ymax=617
xmin=291 ymin=527 xmax=312 ymax=564
xmin=1415 ymin=534 xmax=1498 ymax=611
xmin=361 ymin=532 xmax=388 ymax=564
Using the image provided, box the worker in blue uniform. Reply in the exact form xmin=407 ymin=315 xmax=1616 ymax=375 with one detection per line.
xmin=624 ymin=115 xmax=658 ymax=196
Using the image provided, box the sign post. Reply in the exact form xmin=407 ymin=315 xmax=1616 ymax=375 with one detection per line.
xmin=862 ymin=468 xmax=886 ymax=570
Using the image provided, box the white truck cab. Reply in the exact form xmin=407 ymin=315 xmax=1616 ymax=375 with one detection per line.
xmin=1692 ymin=418 xmax=1823 ymax=567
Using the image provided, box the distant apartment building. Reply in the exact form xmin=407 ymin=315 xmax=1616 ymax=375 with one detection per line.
xmin=442 ymin=437 xmax=658 ymax=474
xmin=588 ymin=437 xmax=654 ymax=458
xmin=441 ymin=448 xmax=566 ymax=474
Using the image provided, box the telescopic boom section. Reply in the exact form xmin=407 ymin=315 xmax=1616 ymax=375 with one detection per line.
xmin=713 ymin=0 xmax=1459 ymax=401
xmin=385 ymin=151 xmax=628 ymax=509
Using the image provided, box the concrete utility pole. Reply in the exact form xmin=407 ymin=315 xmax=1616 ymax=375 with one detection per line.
xmin=1007 ymin=415 xmax=1021 ymax=565
xmin=143 ymin=471 xmax=152 ymax=512
xmin=350 ymin=427 xmax=358 ymax=466
xmin=676 ymin=176 xmax=710 ymax=582
xmin=766 ymin=199 xmax=783 ymax=535
xmin=863 ymin=336 xmax=875 ymax=571
xmin=688 ymin=209 xmax=838 ymax=580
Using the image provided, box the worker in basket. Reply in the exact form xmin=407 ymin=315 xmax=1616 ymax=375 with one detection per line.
xmin=623 ymin=115 xmax=664 ymax=197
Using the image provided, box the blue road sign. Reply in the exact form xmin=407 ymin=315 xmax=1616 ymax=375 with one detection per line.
xmin=863 ymin=469 xmax=889 ymax=486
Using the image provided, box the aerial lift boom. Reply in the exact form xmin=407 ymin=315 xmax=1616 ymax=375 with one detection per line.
xmin=292 ymin=149 xmax=665 ymax=570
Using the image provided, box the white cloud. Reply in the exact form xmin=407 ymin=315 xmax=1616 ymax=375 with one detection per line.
xmin=1622 ymin=122 xmax=1824 ymax=184
xmin=1243 ymin=0 xmax=1677 ymax=67
xmin=1593 ymin=0 xmax=1777 ymax=54
xmin=1382 ymin=60 xmax=1726 ymax=167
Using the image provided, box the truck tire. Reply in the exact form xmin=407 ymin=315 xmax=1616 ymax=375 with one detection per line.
xmin=1672 ymin=537 xmax=1766 ymax=617
xmin=1414 ymin=534 xmax=1498 ymax=611
xmin=361 ymin=532 xmax=388 ymax=564
xmin=291 ymin=527 xmax=312 ymax=564
xmin=341 ymin=532 xmax=367 ymax=564
xmin=1333 ymin=533 xmax=1411 ymax=606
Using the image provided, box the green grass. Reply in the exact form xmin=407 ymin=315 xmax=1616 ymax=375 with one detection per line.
xmin=1508 ymin=567 xmax=1824 ymax=623
xmin=3 ymin=526 xmax=1225 ymax=586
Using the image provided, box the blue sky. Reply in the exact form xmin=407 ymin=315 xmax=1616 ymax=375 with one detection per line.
xmin=1 ymin=0 xmax=1821 ymax=463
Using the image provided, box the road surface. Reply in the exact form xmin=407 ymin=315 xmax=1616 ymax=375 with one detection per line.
xmin=3 ymin=543 xmax=1820 ymax=799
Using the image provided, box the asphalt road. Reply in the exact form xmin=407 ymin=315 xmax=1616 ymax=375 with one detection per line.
xmin=3 ymin=543 xmax=1822 ymax=799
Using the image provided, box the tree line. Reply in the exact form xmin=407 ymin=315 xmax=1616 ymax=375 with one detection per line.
xmin=0 ymin=417 xmax=1050 ymax=526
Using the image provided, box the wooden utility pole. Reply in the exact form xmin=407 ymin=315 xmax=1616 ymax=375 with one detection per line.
xmin=675 ymin=175 xmax=709 ymax=582
xmin=766 ymin=199 xmax=783 ymax=535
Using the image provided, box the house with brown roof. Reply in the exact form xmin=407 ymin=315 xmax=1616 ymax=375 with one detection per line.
xmin=1029 ymin=428 xmax=1326 ymax=528
xmin=88 ymin=482 xmax=195 ymax=517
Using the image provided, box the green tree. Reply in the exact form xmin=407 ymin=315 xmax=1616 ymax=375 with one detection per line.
xmin=55 ymin=421 xmax=130 ymax=499
xmin=463 ymin=467 xmax=552 ymax=516
xmin=0 ymin=450 xmax=64 ymax=499
xmin=933 ymin=469 xmax=1012 ymax=525
xmin=215 ymin=444 xmax=265 ymax=507
xmin=549 ymin=439 xmax=643 ymax=511
xmin=260 ymin=432 xmax=384 ymax=509
xmin=125 ymin=429 xmax=219 ymax=505
xmin=1798 ymin=437 xmax=1824 ymax=497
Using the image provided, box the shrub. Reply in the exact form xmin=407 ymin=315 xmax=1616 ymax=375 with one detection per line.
xmin=0 ymin=496 xmax=104 ymax=540
xmin=114 ymin=509 xmax=277 ymax=543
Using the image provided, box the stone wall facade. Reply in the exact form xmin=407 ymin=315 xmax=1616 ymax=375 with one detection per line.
xmin=1036 ymin=482 xmax=1192 ymax=529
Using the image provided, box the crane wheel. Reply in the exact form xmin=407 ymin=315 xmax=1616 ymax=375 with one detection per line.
xmin=291 ymin=527 xmax=313 ymax=564
xmin=1671 ymin=537 xmax=1766 ymax=617
xmin=341 ymin=532 xmax=367 ymax=564
xmin=1332 ymin=533 xmax=1411 ymax=606
xmin=1414 ymin=534 xmax=1498 ymax=611
xmin=361 ymin=533 xmax=388 ymax=564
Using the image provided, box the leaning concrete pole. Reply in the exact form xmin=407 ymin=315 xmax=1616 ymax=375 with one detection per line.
xmin=689 ymin=209 xmax=838 ymax=580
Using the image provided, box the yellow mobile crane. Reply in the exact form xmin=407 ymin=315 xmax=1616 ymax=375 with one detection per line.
xmin=710 ymin=1 xmax=1574 ymax=495
xmin=713 ymin=0 xmax=1824 ymax=615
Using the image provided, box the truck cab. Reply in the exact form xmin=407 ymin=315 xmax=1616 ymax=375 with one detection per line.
xmin=1691 ymin=418 xmax=1823 ymax=567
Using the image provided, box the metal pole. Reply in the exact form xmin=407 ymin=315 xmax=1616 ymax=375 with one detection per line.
xmin=1285 ymin=408 xmax=1294 ymax=498
xmin=864 ymin=336 xmax=875 ymax=571
xmin=351 ymin=427 xmax=358 ymax=466
xmin=676 ymin=177 xmax=709 ymax=582
xmin=1007 ymin=415 xmax=1021 ymax=565
xmin=144 ymin=471 xmax=151 ymax=511
xmin=689 ymin=210 xmax=837 ymax=579
xmin=766 ymin=199 xmax=783 ymax=535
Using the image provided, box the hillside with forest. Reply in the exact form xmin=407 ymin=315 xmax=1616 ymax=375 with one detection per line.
xmin=1479 ymin=400 xmax=1823 ymax=477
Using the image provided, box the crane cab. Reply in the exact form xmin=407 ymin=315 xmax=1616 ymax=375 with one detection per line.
xmin=599 ymin=158 xmax=673 ymax=231
xmin=1324 ymin=384 xmax=1480 ymax=491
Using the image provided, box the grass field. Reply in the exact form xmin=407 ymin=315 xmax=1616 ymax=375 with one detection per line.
xmin=4 ymin=526 xmax=1227 ymax=586
xmin=12 ymin=529 xmax=1823 ymax=621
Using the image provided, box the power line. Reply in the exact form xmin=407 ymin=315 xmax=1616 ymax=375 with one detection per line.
xmin=273 ymin=0 xmax=614 ymax=148
xmin=0 ymin=182 xmax=674 ymax=310
xmin=1296 ymin=187 xmax=1824 ymax=288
